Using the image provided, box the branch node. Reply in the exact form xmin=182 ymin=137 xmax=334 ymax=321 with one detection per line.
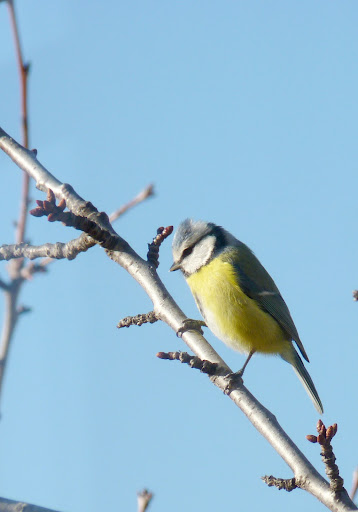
xmin=20 ymin=261 xmax=48 ymax=280
xmin=117 ymin=311 xmax=158 ymax=328
xmin=262 ymin=475 xmax=297 ymax=492
xmin=17 ymin=305 xmax=31 ymax=315
xmin=23 ymin=61 xmax=31 ymax=74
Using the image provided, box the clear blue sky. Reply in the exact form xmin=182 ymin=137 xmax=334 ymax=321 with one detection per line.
xmin=1 ymin=2 xmax=357 ymax=511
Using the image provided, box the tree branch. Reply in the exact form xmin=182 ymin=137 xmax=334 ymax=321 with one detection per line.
xmin=0 ymin=495 xmax=62 ymax=512
xmin=0 ymin=127 xmax=356 ymax=512
xmin=0 ymin=239 xmax=93 ymax=261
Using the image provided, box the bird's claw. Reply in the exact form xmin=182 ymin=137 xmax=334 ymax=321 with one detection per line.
xmin=223 ymin=370 xmax=244 ymax=395
xmin=176 ymin=319 xmax=207 ymax=338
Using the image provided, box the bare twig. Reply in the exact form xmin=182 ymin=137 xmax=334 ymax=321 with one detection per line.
xmin=7 ymin=0 xmax=30 ymax=247
xmin=16 ymin=304 xmax=31 ymax=315
xmin=24 ymin=185 xmax=157 ymax=269
xmin=117 ymin=311 xmax=158 ymax=328
xmin=263 ymin=421 xmax=343 ymax=495
xmin=109 ymin=184 xmax=154 ymax=222
xmin=157 ymin=350 xmax=220 ymax=375
xmin=19 ymin=261 xmax=48 ymax=280
xmin=0 ymin=0 xmax=31 ymax=410
xmin=29 ymin=186 xmax=128 ymax=253
xmin=350 ymin=468 xmax=358 ymax=501
xmin=306 ymin=421 xmax=344 ymax=493
xmin=0 ymin=238 xmax=94 ymax=262
xmin=262 ymin=476 xmax=297 ymax=492
xmin=137 ymin=489 xmax=153 ymax=512
xmin=147 ymin=226 xmax=173 ymax=268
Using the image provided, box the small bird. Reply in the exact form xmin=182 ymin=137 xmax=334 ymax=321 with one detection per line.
xmin=170 ymin=219 xmax=323 ymax=414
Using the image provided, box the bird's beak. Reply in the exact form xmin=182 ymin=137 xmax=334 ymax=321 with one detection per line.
xmin=170 ymin=262 xmax=181 ymax=272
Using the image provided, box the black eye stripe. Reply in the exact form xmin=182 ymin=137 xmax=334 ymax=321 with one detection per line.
xmin=180 ymin=225 xmax=225 ymax=262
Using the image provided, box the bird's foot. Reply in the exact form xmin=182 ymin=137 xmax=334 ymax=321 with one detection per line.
xmin=223 ymin=350 xmax=254 ymax=393
xmin=176 ymin=319 xmax=207 ymax=338
xmin=223 ymin=370 xmax=244 ymax=395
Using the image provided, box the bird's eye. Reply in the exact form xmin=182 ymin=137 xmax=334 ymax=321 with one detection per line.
xmin=182 ymin=246 xmax=193 ymax=258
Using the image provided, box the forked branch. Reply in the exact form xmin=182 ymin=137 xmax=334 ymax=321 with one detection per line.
xmin=0 ymin=127 xmax=356 ymax=512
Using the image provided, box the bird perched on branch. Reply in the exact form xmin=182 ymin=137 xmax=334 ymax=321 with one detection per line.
xmin=170 ymin=218 xmax=323 ymax=414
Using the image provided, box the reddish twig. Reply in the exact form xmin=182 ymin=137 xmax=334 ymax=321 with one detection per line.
xmin=262 ymin=421 xmax=343 ymax=495
xmin=0 ymin=0 xmax=32 ymax=413
xmin=24 ymin=185 xmax=154 ymax=268
xmin=147 ymin=226 xmax=173 ymax=268
xmin=157 ymin=350 xmax=219 ymax=376
xmin=29 ymin=189 xmax=123 ymax=252
xmin=306 ymin=420 xmax=344 ymax=493
xmin=7 ymin=0 xmax=31 ymax=246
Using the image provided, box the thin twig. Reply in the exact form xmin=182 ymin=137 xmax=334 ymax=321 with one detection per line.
xmin=137 ymin=489 xmax=153 ymax=512
xmin=0 ymin=0 xmax=31 ymax=412
xmin=350 ymin=468 xmax=358 ymax=501
xmin=109 ymin=184 xmax=154 ymax=223
xmin=262 ymin=476 xmax=297 ymax=492
xmin=157 ymin=350 xmax=220 ymax=376
xmin=19 ymin=261 xmax=48 ymax=280
xmin=7 ymin=0 xmax=30 ymax=246
xmin=147 ymin=225 xmax=173 ymax=268
xmin=306 ymin=421 xmax=344 ymax=493
xmin=117 ymin=311 xmax=158 ymax=328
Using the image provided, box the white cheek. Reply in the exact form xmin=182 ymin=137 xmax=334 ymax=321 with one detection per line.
xmin=181 ymin=236 xmax=216 ymax=275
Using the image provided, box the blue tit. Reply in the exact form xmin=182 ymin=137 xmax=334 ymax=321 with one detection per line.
xmin=170 ymin=219 xmax=323 ymax=414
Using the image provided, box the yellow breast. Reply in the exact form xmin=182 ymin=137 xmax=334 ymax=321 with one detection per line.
xmin=186 ymin=256 xmax=288 ymax=355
